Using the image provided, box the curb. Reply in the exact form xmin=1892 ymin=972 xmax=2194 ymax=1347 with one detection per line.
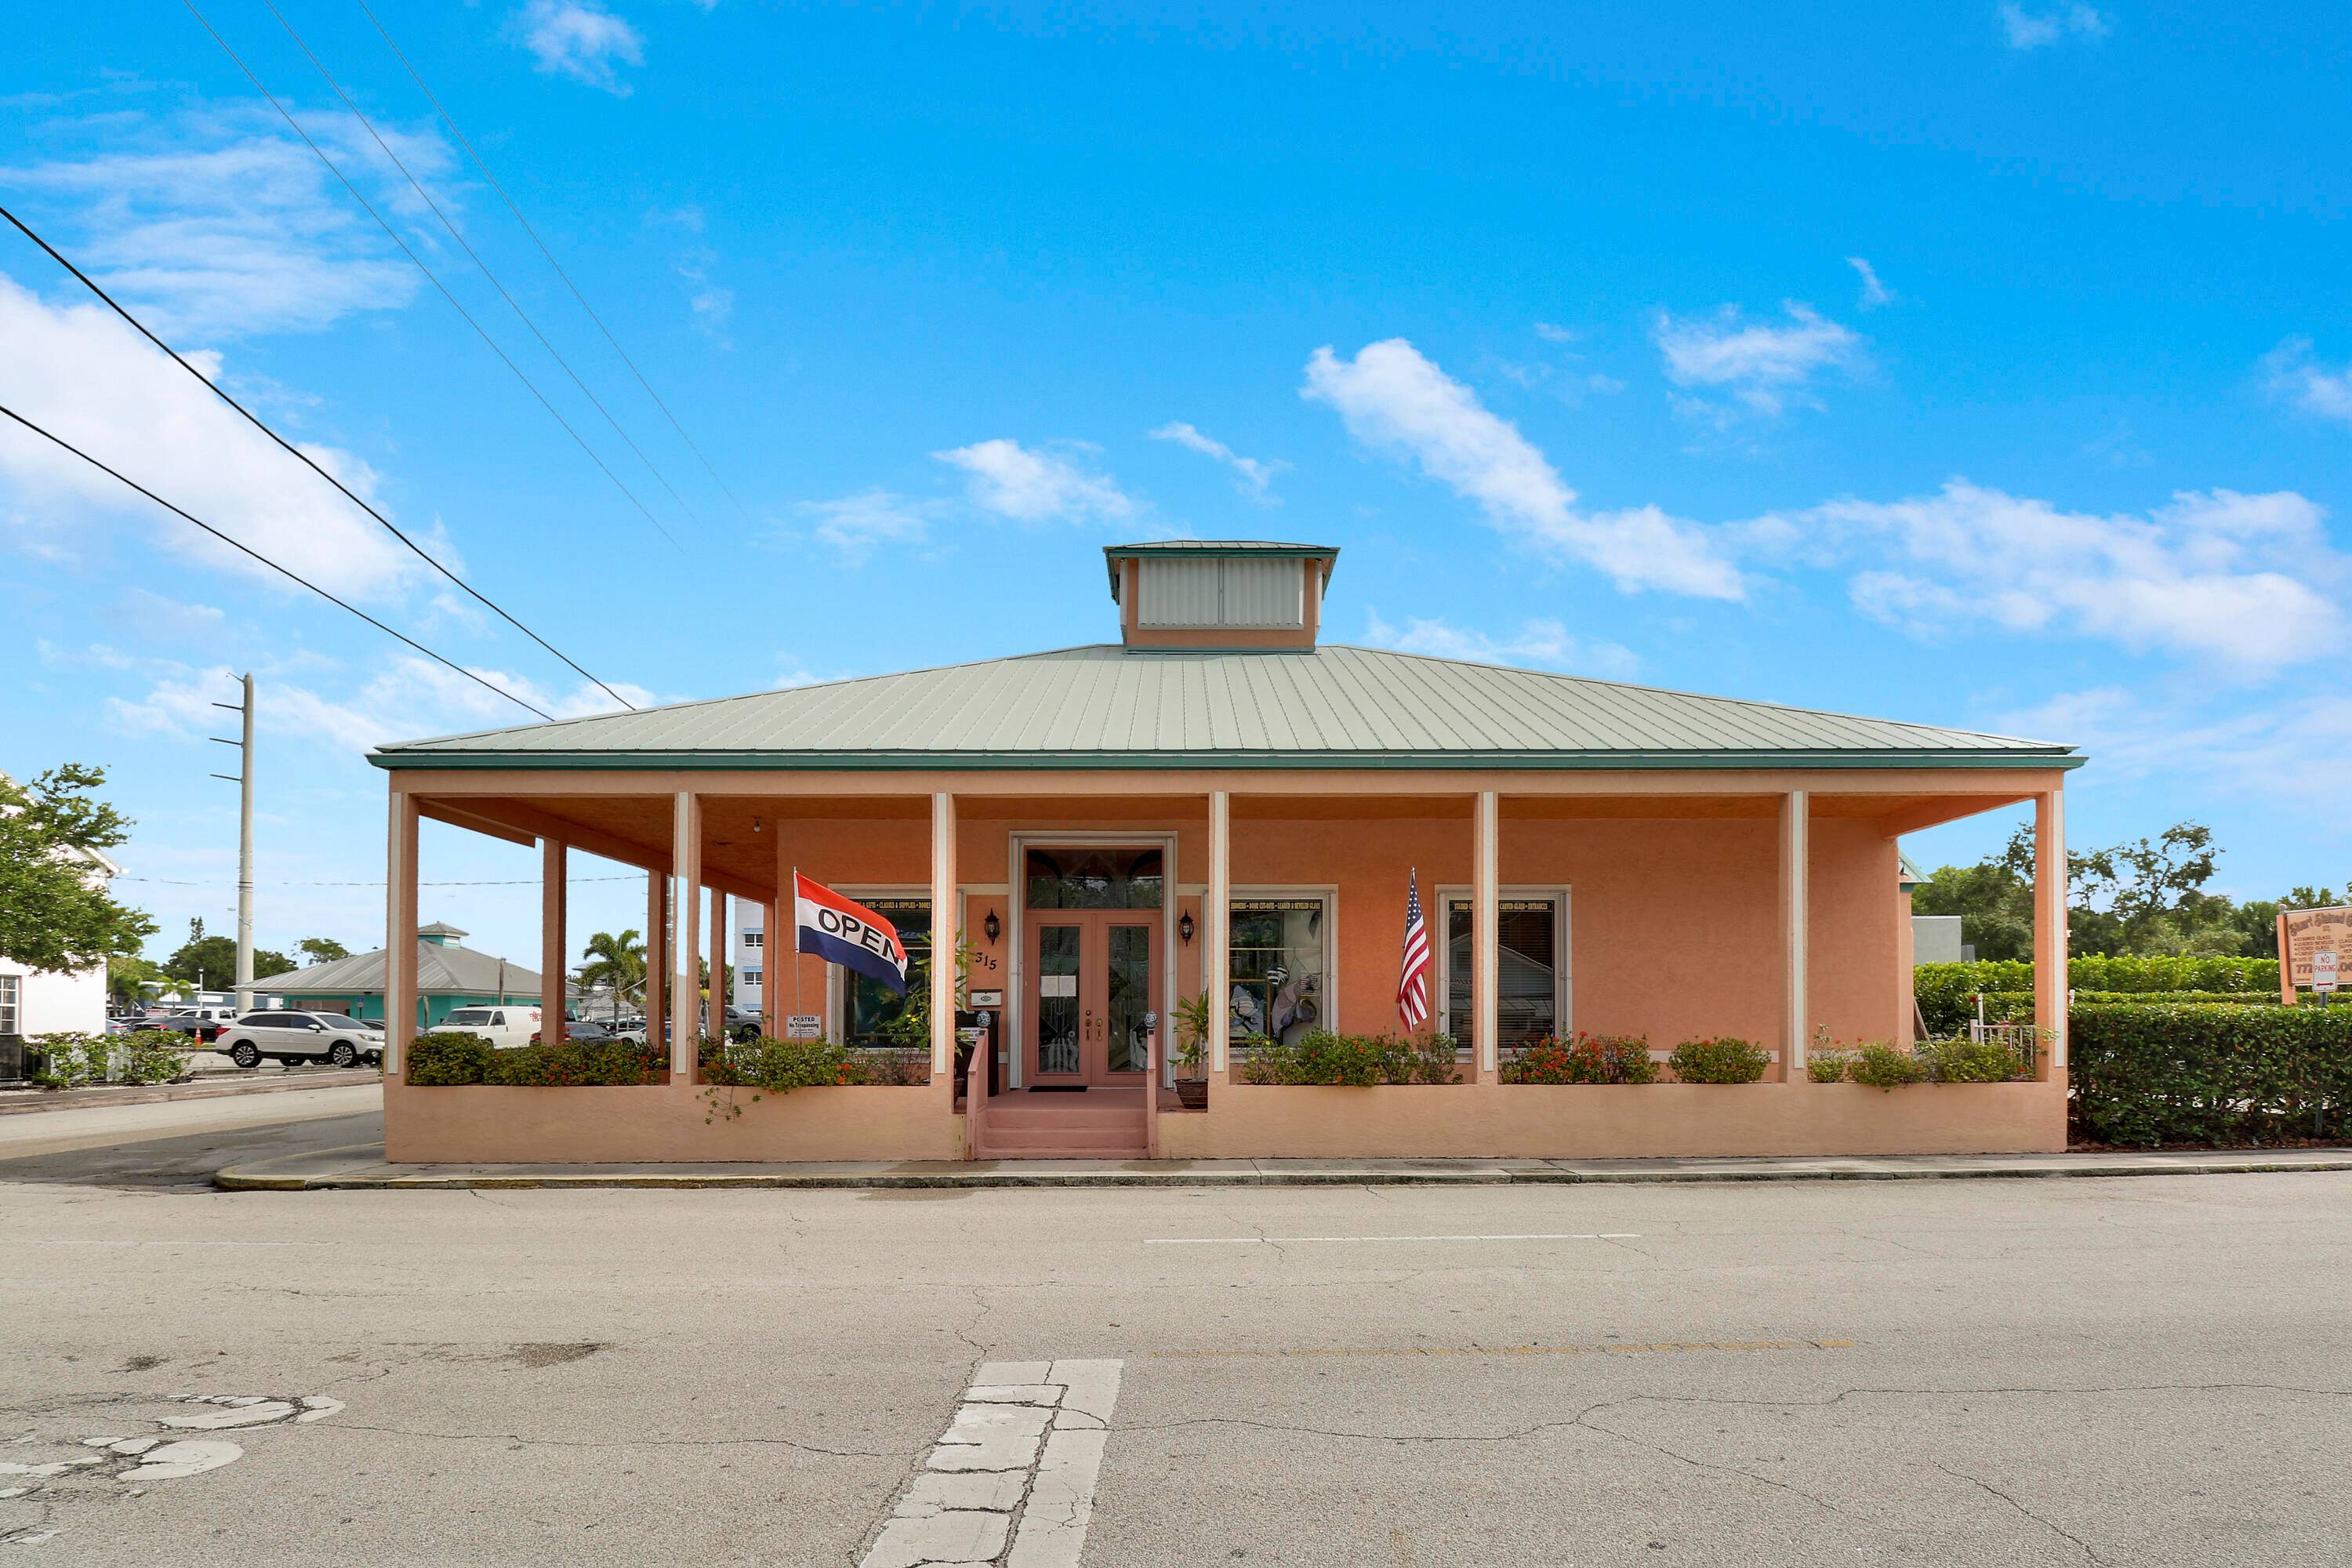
xmin=0 ymin=1070 xmax=383 ymax=1117
xmin=215 ymin=1152 xmax=2352 ymax=1192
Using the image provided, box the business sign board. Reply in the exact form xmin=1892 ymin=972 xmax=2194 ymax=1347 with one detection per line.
xmin=785 ymin=1013 xmax=824 ymax=1040
xmin=2278 ymin=907 xmax=2352 ymax=1002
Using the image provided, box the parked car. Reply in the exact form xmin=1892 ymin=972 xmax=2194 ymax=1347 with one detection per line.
xmin=528 ymin=1019 xmax=621 ymax=1046
xmin=216 ymin=1011 xmax=380 ymax=1069
xmin=434 ymin=1005 xmax=544 ymax=1051
xmin=148 ymin=1011 xmax=226 ymax=1044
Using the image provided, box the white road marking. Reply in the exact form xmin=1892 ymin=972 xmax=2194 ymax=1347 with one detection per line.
xmin=858 ymin=1359 xmax=1123 ymax=1568
xmin=1143 ymin=1232 xmax=1642 ymax=1245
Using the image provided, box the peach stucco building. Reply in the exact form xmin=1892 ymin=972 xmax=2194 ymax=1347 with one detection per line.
xmin=371 ymin=541 xmax=2081 ymax=1164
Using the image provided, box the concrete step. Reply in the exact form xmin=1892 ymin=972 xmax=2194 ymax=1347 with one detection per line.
xmin=983 ymin=1108 xmax=1146 ymax=1131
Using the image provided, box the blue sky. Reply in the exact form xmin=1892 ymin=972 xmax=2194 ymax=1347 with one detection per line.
xmin=6 ymin=1 xmax=2349 ymax=968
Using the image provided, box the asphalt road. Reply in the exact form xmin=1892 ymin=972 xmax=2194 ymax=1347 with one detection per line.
xmin=2 ymin=1098 xmax=2348 ymax=1565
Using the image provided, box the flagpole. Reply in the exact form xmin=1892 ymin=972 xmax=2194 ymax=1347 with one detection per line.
xmin=790 ymin=866 xmax=803 ymax=1025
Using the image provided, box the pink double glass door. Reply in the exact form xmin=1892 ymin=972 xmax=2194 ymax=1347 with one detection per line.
xmin=1025 ymin=910 xmax=1157 ymax=1087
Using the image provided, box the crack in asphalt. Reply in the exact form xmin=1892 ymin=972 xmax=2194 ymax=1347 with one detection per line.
xmin=328 ymin=1421 xmax=907 ymax=1461
xmin=1936 ymin=1460 xmax=2107 ymax=1565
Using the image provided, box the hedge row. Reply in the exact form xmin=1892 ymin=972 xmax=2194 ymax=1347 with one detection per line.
xmin=404 ymin=1031 xmax=664 ymax=1086
xmin=1917 ymin=957 xmax=2281 ymax=1035
xmin=1969 ymin=990 xmax=2282 ymax=1023
xmin=2069 ymin=1003 xmax=2352 ymax=1147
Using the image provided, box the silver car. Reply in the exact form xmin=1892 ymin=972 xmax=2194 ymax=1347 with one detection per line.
xmin=217 ymin=1011 xmax=380 ymax=1070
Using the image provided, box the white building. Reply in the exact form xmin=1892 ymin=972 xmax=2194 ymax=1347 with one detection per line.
xmin=730 ymin=895 xmax=767 ymax=1014
xmin=0 ymin=768 xmax=121 ymax=1062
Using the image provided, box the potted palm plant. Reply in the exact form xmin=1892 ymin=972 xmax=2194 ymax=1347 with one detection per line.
xmin=1171 ymin=991 xmax=1213 ymax=1110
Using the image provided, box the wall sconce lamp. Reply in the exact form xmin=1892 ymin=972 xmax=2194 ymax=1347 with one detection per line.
xmin=984 ymin=909 xmax=1001 ymax=943
xmin=1178 ymin=910 xmax=1196 ymax=946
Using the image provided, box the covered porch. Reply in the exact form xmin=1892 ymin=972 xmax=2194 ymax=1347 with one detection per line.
xmin=377 ymin=768 xmax=2074 ymax=1164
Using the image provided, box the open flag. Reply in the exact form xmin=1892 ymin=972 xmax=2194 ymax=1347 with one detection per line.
xmin=794 ymin=870 xmax=909 ymax=995
xmin=1396 ymin=869 xmax=1432 ymax=1032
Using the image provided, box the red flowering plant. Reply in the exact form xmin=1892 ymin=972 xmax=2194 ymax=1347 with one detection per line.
xmin=1502 ymin=1032 xmax=1658 ymax=1085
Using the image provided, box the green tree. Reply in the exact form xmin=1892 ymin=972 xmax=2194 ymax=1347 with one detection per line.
xmin=107 ymin=953 xmax=163 ymax=1010
xmin=0 ymin=764 xmax=157 ymax=973
xmin=165 ymin=920 xmax=292 ymax=989
xmin=575 ymin=929 xmax=648 ymax=1018
xmin=296 ymin=936 xmax=350 ymax=965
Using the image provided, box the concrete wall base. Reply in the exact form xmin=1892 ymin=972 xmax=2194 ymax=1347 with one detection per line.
xmin=387 ymin=1077 xmax=2066 ymax=1165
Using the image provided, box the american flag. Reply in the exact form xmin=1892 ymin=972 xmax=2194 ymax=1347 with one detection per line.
xmin=1396 ymin=869 xmax=1432 ymax=1032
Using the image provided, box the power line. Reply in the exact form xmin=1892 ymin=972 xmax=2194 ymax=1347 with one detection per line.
xmin=352 ymin=0 xmax=755 ymax=524
xmin=262 ymin=0 xmax=703 ymax=535
xmin=0 ymin=401 xmax=554 ymax=721
xmin=0 ymin=201 xmax=637 ymax=715
xmin=177 ymin=0 xmax=685 ymax=556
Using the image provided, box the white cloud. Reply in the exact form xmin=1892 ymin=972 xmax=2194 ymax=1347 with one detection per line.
xmin=1362 ymin=608 xmax=1639 ymax=680
xmin=1998 ymin=3 xmax=2108 ymax=49
xmin=1761 ymin=480 xmax=2343 ymax=668
xmin=514 ymin=0 xmax=644 ymax=94
xmin=2 ymin=103 xmax=445 ymax=339
xmin=106 ymin=655 xmax=649 ymax=757
xmin=1149 ymin=422 xmax=1283 ymax=500
xmin=0 ymin=273 xmax=443 ymax=599
xmin=2260 ymin=338 xmax=2352 ymax=426
xmin=932 ymin=438 xmax=1134 ymax=523
xmin=651 ymin=206 xmax=732 ymax=343
xmin=1301 ymin=338 xmax=1743 ymax=599
xmin=1998 ymin=686 xmax=2352 ymax=808
xmin=797 ymin=488 xmax=944 ymax=563
xmin=1653 ymin=302 xmax=1862 ymax=419
xmin=1533 ymin=321 xmax=1578 ymax=344
xmin=1846 ymin=256 xmax=1893 ymax=310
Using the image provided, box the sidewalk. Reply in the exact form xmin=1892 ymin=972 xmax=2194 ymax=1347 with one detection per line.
xmin=0 ymin=1068 xmax=381 ymax=1118
xmin=216 ymin=1143 xmax=2352 ymax=1191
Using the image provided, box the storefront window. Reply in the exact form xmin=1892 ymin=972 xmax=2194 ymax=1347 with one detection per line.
xmin=1025 ymin=848 xmax=1163 ymax=909
xmin=840 ymin=898 xmax=931 ymax=1048
xmin=1229 ymin=897 xmax=1327 ymax=1044
xmin=1445 ymin=897 xmax=1562 ymax=1047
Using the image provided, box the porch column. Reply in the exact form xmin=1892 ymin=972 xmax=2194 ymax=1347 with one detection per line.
xmin=710 ymin=887 xmax=729 ymax=1029
xmin=2034 ymin=789 xmax=2068 ymax=1076
xmin=931 ymin=793 xmax=957 ymax=1080
xmin=1781 ymin=790 xmax=1809 ymax=1080
xmin=383 ymin=789 xmax=418 ymax=1074
xmin=1207 ymin=789 xmax=1231 ymax=1080
xmin=1472 ymin=789 xmax=1498 ymax=1081
xmin=644 ymin=869 xmax=666 ymax=1055
xmin=767 ymin=829 xmax=786 ymax=1036
xmin=670 ymin=792 xmax=702 ymax=1076
xmin=540 ymin=837 xmax=567 ymax=1044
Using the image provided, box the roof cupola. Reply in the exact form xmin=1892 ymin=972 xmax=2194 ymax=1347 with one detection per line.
xmin=1103 ymin=540 xmax=1338 ymax=651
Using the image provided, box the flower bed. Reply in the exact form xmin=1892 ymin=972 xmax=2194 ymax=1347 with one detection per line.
xmin=1237 ymin=1029 xmax=1461 ymax=1085
xmin=1664 ymin=1037 xmax=1770 ymax=1083
xmin=405 ymin=1030 xmax=664 ymax=1087
xmin=1502 ymin=1033 xmax=1657 ymax=1085
xmin=1806 ymin=1036 xmax=2034 ymax=1088
xmin=26 ymin=1029 xmax=191 ymax=1090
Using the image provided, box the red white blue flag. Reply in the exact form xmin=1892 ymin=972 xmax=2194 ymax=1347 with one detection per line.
xmin=794 ymin=870 xmax=909 ymax=995
xmin=1396 ymin=869 xmax=1432 ymax=1032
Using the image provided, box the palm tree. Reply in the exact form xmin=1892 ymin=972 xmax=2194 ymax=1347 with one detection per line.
xmin=575 ymin=929 xmax=648 ymax=1024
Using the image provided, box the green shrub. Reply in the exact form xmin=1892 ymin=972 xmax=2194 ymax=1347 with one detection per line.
xmin=1969 ymin=989 xmax=2279 ymax=1024
xmin=1845 ymin=1040 xmax=1928 ymax=1090
xmin=1806 ymin=1051 xmax=1853 ymax=1083
xmin=24 ymin=1030 xmax=186 ymax=1088
xmin=484 ymin=1039 xmax=663 ymax=1087
xmin=1915 ymin=957 xmax=2281 ymax=1036
xmin=1504 ymin=1033 xmax=1657 ymax=1085
xmin=1915 ymin=1035 xmax=2031 ymax=1082
xmin=1666 ymin=1037 xmax=1769 ymax=1084
xmin=1240 ymin=1030 xmax=1461 ymax=1086
xmin=699 ymin=1035 xmax=862 ymax=1119
xmin=405 ymin=1030 xmax=495 ymax=1085
xmin=2070 ymin=1002 xmax=2352 ymax=1147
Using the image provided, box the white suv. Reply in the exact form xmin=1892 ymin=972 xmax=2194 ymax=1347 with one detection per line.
xmin=435 ymin=1005 xmax=544 ymax=1051
xmin=218 ymin=1012 xmax=380 ymax=1069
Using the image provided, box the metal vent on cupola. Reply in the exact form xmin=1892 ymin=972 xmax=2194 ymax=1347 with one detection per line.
xmin=1102 ymin=540 xmax=1338 ymax=652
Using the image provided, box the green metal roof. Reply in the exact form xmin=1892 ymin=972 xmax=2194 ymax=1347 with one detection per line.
xmin=372 ymin=644 xmax=2081 ymax=774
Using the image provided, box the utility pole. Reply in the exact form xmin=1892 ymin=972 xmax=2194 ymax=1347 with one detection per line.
xmin=211 ymin=673 xmax=255 ymax=1012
